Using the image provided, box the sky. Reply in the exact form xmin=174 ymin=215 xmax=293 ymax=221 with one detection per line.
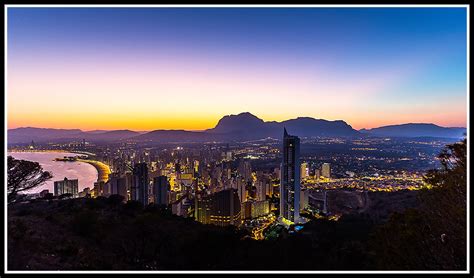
xmin=7 ymin=7 xmax=468 ymax=131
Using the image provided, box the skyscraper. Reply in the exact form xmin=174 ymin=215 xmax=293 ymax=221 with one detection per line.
xmin=132 ymin=163 xmax=149 ymax=205
xmin=280 ymin=128 xmax=301 ymax=224
xmin=153 ymin=175 xmax=169 ymax=205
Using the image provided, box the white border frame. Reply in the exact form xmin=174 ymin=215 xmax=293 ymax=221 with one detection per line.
xmin=4 ymin=4 xmax=470 ymax=274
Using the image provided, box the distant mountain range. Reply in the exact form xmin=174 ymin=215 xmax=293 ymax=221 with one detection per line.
xmin=360 ymin=123 xmax=466 ymax=138
xmin=8 ymin=128 xmax=140 ymax=144
xmin=7 ymin=113 xmax=466 ymax=144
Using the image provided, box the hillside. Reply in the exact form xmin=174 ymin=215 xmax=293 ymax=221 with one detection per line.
xmin=360 ymin=123 xmax=466 ymax=139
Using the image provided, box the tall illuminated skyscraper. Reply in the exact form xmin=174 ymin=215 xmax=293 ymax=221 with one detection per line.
xmin=279 ymin=128 xmax=301 ymax=224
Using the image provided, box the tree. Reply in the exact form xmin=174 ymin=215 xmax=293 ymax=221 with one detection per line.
xmin=7 ymin=156 xmax=52 ymax=204
xmin=370 ymin=138 xmax=467 ymax=270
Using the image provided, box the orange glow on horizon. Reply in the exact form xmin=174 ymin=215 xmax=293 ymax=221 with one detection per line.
xmin=7 ymin=111 xmax=467 ymax=131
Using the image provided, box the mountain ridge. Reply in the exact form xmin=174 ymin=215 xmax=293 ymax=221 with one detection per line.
xmin=8 ymin=113 xmax=466 ymax=144
xmin=360 ymin=123 xmax=466 ymax=138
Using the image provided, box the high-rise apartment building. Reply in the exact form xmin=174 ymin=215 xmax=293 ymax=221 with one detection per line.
xmin=132 ymin=163 xmax=149 ymax=205
xmin=322 ymin=163 xmax=331 ymax=179
xmin=54 ymin=177 xmax=79 ymax=197
xmin=279 ymin=128 xmax=301 ymax=224
xmin=153 ymin=175 xmax=169 ymax=205
xmin=300 ymin=162 xmax=308 ymax=179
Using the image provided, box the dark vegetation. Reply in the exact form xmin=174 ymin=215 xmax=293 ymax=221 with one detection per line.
xmin=7 ymin=139 xmax=466 ymax=270
xmin=7 ymin=156 xmax=52 ymax=204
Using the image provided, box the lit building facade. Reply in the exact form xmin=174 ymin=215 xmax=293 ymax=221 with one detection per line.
xmin=300 ymin=162 xmax=308 ymax=179
xmin=195 ymin=189 xmax=241 ymax=227
xmin=322 ymin=163 xmax=331 ymax=179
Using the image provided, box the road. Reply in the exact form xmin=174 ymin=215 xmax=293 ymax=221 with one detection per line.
xmin=251 ymin=215 xmax=276 ymax=240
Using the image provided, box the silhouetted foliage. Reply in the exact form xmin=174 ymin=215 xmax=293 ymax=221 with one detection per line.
xmin=107 ymin=194 xmax=125 ymax=206
xmin=7 ymin=156 xmax=52 ymax=204
xmin=370 ymin=138 xmax=467 ymax=270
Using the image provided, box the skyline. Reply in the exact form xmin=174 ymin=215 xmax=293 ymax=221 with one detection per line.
xmin=7 ymin=7 xmax=468 ymax=131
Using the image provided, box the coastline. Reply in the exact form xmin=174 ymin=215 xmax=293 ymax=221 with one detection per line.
xmin=8 ymin=150 xmax=111 ymax=184
xmin=77 ymin=159 xmax=111 ymax=183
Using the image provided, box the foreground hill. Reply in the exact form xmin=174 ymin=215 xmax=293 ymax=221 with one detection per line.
xmin=8 ymin=188 xmax=464 ymax=271
xmin=360 ymin=123 xmax=466 ymax=139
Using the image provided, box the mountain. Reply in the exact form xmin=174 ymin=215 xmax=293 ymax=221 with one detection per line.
xmin=206 ymin=112 xmax=278 ymax=140
xmin=82 ymin=130 xmax=139 ymax=141
xmin=7 ymin=127 xmax=84 ymax=144
xmin=280 ymin=117 xmax=360 ymax=137
xmin=7 ymin=127 xmax=139 ymax=144
xmin=360 ymin=123 xmax=466 ymax=138
xmin=133 ymin=130 xmax=221 ymax=143
xmin=8 ymin=113 xmax=362 ymax=144
xmin=205 ymin=112 xmax=360 ymax=139
xmin=84 ymin=130 xmax=109 ymax=134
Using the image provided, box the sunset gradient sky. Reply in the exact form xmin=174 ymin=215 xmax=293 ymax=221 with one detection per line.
xmin=7 ymin=7 xmax=468 ymax=131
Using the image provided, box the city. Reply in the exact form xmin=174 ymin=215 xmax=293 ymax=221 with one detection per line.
xmin=7 ymin=123 xmax=456 ymax=241
xmin=5 ymin=4 xmax=468 ymax=274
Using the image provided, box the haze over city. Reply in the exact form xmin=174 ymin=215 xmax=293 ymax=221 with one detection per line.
xmin=7 ymin=7 xmax=467 ymax=131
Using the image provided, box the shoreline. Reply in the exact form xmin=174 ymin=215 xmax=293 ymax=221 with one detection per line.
xmin=9 ymin=150 xmax=111 ymax=184
xmin=77 ymin=159 xmax=111 ymax=183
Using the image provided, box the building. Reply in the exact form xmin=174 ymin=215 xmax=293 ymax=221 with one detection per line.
xmin=195 ymin=193 xmax=212 ymax=224
xmin=93 ymin=181 xmax=105 ymax=197
xmin=172 ymin=195 xmax=192 ymax=217
xmin=322 ymin=163 xmax=331 ymax=179
xmin=300 ymin=188 xmax=309 ymax=211
xmin=108 ymin=175 xmax=128 ymax=201
xmin=300 ymin=162 xmax=309 ymax=179
xmin=132 ymin=163 xmax=149 ymax=205
xmin=266 ymin=181 xmax=274 ymax=197
xmin=238 ymin=160 xmax=252 ymax=183
xmin=314 ymin=169 xmax=321 ymax=180
xmin=241 ymin=200 xmax=270 ymax=220
xmin=195 ymin=189 xmax=241 ymax=227
xmin=256 ymin=180 xmax=267 ymax=201
xmin=251 ymin=200 xmax=270 ymax=218
xmin=309 ymin=189 xmax=328 ymax=214
xmin=237 ymin=178 xmax=247 ymax=203
xmin=209 ymin=189 xmax=241 ymax=226
xmin=54 ymin=177 xmax=79 ymax=197
xmin=153 ymin=175 xmax=169 ymax=205
xmin=279 ymin=128 xmax=301 ymax=224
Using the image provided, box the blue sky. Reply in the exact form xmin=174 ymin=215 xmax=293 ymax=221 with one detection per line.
xmin=7 ymin=7 xmax=468 ymax=130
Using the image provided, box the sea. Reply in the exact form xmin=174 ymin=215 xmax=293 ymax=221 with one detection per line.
xmin=7 ymin=151 xmax=98 ymax=194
